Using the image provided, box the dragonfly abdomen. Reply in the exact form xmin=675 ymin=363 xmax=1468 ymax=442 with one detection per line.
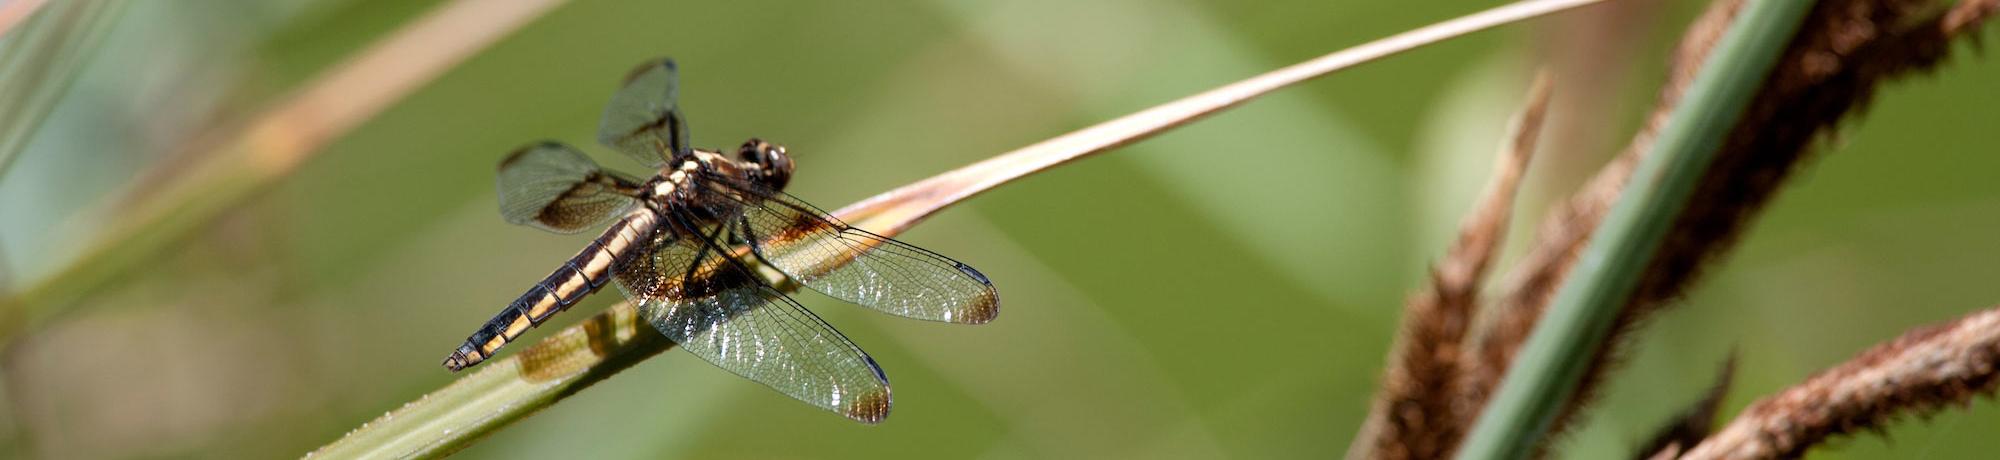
xmin=443 ymin=209 xmax=661 ymax=371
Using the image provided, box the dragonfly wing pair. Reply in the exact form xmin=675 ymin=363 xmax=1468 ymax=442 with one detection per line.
xmin=623 ymin=172 xmax=1000 ymax=423
xmin=455 ymin=58 xmax=998 ymax=423
xmin=613 ymin=200 xmax=894 ymax=423
xmin=690 ymin=175 xmax=1000 ymax=324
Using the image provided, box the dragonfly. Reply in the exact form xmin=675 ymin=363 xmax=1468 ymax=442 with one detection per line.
xmin=441 ymin=58 xmax=999 ymax=423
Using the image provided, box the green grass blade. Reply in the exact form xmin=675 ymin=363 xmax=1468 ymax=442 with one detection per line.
xmin=0 ymin=0 xmax=125 ymax=178
xmin=309 ymin=303 xmax=670 ymax=459
xmin=0 ymin=0 xmax=566 ymax=337
xmin=1451 ymin=1 xmax=1817 ymax=459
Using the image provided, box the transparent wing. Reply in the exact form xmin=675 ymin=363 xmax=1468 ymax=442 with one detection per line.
xmin=596 ymin=58 xmax=687 ymax=168
xmin=613 ymin=209 xmax=892 ymax=423
xmin=697 ymin=174 xmax=1000 ymax=324
xmin=496 ymin=141 xmax=642 ymax=233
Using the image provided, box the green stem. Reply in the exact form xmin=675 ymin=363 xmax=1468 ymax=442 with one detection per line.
xmin=1451 ymin=1 xmax=1815 ymax=459
xmin=309 ymin=302 xmax=672 ymax=459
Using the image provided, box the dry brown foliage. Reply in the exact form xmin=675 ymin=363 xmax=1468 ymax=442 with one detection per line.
xmin=1635 ymin=354 xmax=1737 ymax=460
xmin=1356 ymin=74 xmax=1552 ymax=460
xmin=1450 ymin=0 xmax=1998 ymax=454
xmin=1349 ymin=0 xmax=2000 ymax=457
xmin=1680 ymin=306 xmax=2000 ymax=460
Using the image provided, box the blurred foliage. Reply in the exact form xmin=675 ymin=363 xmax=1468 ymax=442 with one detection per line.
xmin=0 ymin=0 xmax=1995 ymax=458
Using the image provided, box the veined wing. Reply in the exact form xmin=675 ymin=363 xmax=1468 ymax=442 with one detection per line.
xmin=614 ymin=205 xmax=892 ymax=423
xmin=497 ymin=141 xmax=643 ymax=233
xmin=696 ymin=173 xmax=1000 ymax=324
xmin=597 ymin=58 xmax=688 ymax=168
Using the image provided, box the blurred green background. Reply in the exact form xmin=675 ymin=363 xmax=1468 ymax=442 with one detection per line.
xmin=1 ymin=0 xmax=1996 ymax=458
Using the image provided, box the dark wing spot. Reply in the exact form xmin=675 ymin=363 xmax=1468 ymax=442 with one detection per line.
xmin=680 ymin=264 xmax=759 ymax=299
xmin=845 ymin=357 xmax=892 ymax=424
xmin=954 ymin=262 xmax=999 ymax=324
xmin=770 ymin=211 xmax=826 ymax=243
xmin=623 ymin=112 xmax=683 ymax=148
xmin=845 ymin=389 xmax=892 ymax=424
xmin=621 ymin=58 xmax=677 ymax=86
xmin=533 ymin=173 xmax=605 ymax=227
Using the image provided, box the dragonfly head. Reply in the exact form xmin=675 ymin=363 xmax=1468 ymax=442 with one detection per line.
xmin=737 ymin=138 xmax=794 ymax=191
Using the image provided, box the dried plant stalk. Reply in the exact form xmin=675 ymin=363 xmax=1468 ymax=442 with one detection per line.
xmin=1634 ymin=354 xmax=1736 ymax=460
xmin=1679 ymin=306 xmax=2000 ymax=460
xmin=1351 ymin=72 xmax=1552 ymax=460
xmin=1458 ymin=0 xmax=2000 ymax=448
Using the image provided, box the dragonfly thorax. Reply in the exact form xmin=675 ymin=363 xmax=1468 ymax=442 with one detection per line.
xmin=645 ymin=139 xmax=795 ymax=217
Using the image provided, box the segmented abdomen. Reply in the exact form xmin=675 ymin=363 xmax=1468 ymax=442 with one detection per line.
xmin=442 ymin=209 xmax=660 ymax=371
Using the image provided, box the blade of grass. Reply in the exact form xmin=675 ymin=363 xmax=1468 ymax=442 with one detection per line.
xmin=311 ymin=1 xmax=1612 ymax=457
xmin=1450 ymin=1 xmax=1815 ymax=459
xmin=309 ymin=301 xmax=665 ymax=459
xmin=0 ymin=0 xmax=125 ymax=179
xmin=0 ymin=0 xmax=567 ymax=338
xmin=835 ymin=0 xmax=1610 ymax=234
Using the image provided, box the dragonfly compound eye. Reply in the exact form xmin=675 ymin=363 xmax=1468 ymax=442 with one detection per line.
xmin=739 ymin=138 xmax=793 ymax=190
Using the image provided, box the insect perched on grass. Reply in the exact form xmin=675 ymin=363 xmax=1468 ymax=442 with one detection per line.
xmin=442 ymin=58 xmax=999 ymax=423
